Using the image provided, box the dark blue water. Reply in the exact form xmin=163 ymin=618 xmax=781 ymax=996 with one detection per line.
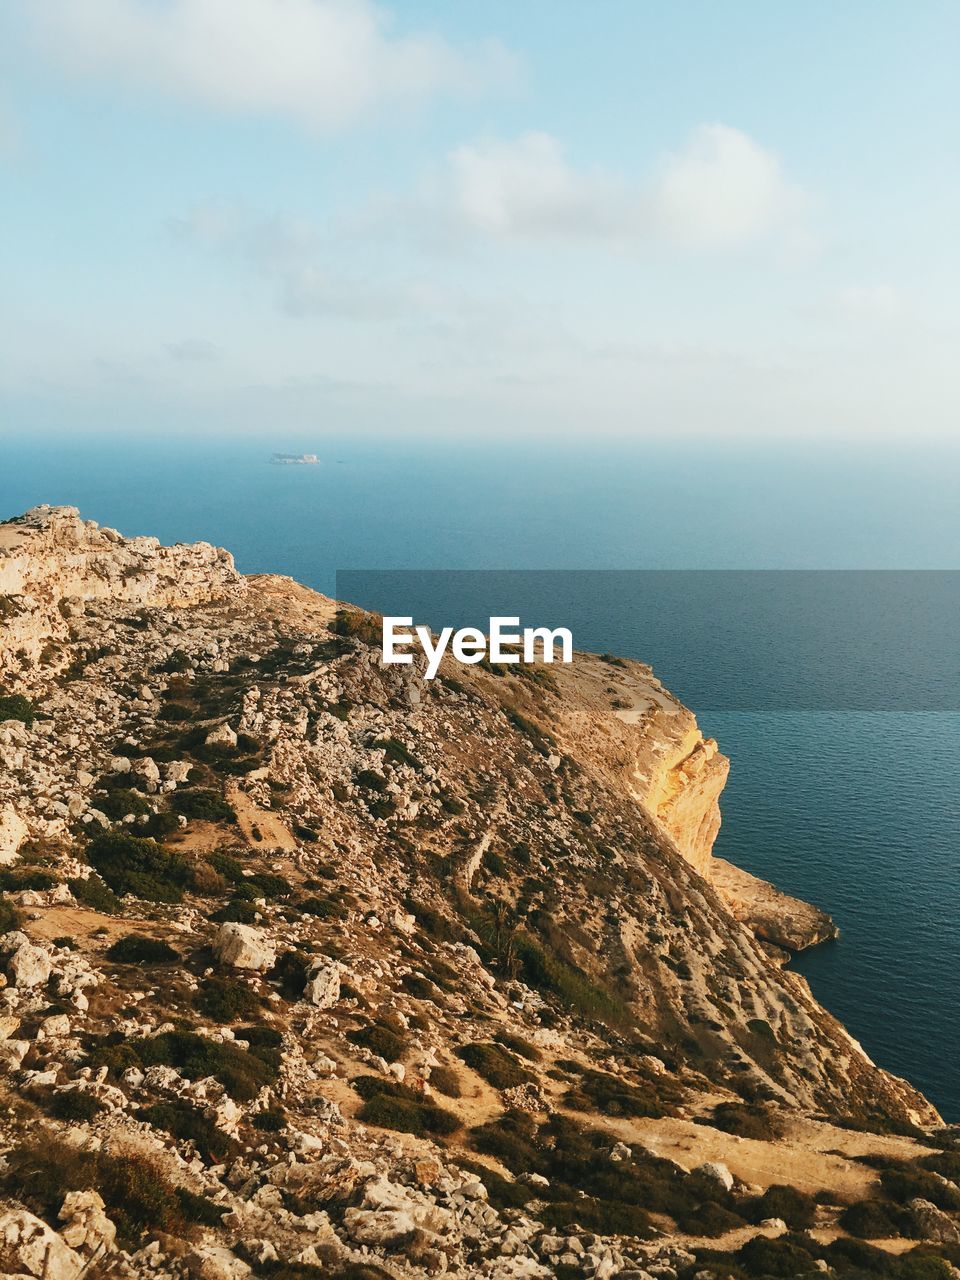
xmin=2 ymin=432 xmax=959 ymax=1117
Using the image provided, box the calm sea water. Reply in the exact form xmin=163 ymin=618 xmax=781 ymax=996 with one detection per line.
xmin=2 ymin=432 xmax=959 ymax=1117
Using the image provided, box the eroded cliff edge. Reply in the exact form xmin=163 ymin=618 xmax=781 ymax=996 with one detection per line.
xmin=0 ymin=506 xmax=946 ymax=1280
xmin=539 ymin=647 xmax=838 ymax=952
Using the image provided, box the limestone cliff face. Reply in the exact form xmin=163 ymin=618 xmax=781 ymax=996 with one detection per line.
xmin=630 ymin=722 xmax=728 ymax=878
xmin=537 ymin=658 xmax=838 ymax=952
xmin=0 ymin=505 xmax=244 ymax=673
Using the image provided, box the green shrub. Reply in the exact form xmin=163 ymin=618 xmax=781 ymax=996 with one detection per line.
xmin=41 ymin=1090 xmax=106 ymax=1122
xmin=237 ymin=1024 xmax=283 ymax=1050
xmin=750 ymin=1184 xmax=817 ymax=1230
xmin=566 ymin=1068 xmax=671 ymax=1120
xmin=0 ymin=867 xmax=57 ymax=892
xmin=299 ymin=894 xmax=346 ymax=920
xmin=127 ymin=1030 xmax=278 ymax=1100
xmin=919 ymin=1150 xmax=960 ymax=1180
xmin=208 ymin=850 xmax=245 ymax=882
xmin=494 ymin=1031 xmax=542 ymax=1062
xmin=737 ymin=1235 xmax=816 ymax=1277
xmin=330 ymin=609 xmax=382 ymax=646
xmin=170 ymin=789 xmax=236 ymax=823
xmin=352 ymin=1076 xmax=460 ymax=1137
xmin=372 ymin=737 xmax=421 ymax=769
xmin=400 ymin=972 xmax=440 ymax=1000
xmin=430 ymin=1066 xmax=463 ymax=1098
xmin=349 ymin=1023 xmax=407 ymax=1063
xmin=0 ymin=693 xmax=35 ymax=727
xmin=98 ymin=788 xmax=151 ymax=820
xmin=212 ymin=897 xmax=259 ymax=924
xmin=252 ymin=1108 xmax=287 ymax=1132
xmin=270 ymin=949 xmax=310 ymax=999
xmin=106 ymin=934 xmax=179 ymax=964
xmin=514 ymin=933 xmax=628 ymax=1025
xmin=85 ymin=830 xmax=192 ymax=903
xmin=456 ymin=1159 xmax=531 ymax=1210
xmin=355 ymin=769 xmax=388 ymax=793
xmin=540 ymin=1197 xmax=652 ymax=1237
xmin=675 ymin=1200 xmax=745 ymax=1237
xmin=68 ymin=873 xmax=121 ymax=914
xmin=246 ymin=872 xmax=292 ymax=899
xmin=707 ymin=1101 xmax=785 ymax=1141
xmin=458 ymin=1042 xmax=533 ymax=1089
xmin=839 ymin=1198 xmax=907 ymax=1238
xmin=194 ymin=977 xmax=262 ymax=1024
xmin=882 ymin=1166 xmax=960 ymax=1211
xmin=0 ymin=894 xmax=24 ymax=932
xmin=141 ymin=1099 xmax=239 ymax=1163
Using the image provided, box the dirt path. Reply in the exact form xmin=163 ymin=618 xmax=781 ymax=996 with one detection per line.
xmin=225 ymin=780 xmax=298 ymax=853
xmin=571 ymin=1108 xmax=932 ymax=1199
xmin=26 ymin=905 xmax=176 ymax=948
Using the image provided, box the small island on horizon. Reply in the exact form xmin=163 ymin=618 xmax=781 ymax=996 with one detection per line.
xmin=270 ymin=452 xmax=319 ymax=466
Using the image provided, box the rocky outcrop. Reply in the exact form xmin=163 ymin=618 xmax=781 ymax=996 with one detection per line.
xmin=712 ymin=856 xmax=839 ymax=951
xmin=0 ymin=1208 xmax=85 ymax=1280
xmin=0 ymin=505 xmax=244 ymax=675
xmin=634 ymin=724 xmax=729 ymax=877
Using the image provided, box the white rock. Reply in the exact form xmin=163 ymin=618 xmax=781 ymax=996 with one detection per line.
xmin=0 ymin=1208 xmax=85 ymax=1280
xmin=40 ymin=1012 xmax=71 ymax=1038
xmin=8 ymin=940 xmax=52 ymax=988
xmin=212 ymin=923 xmax=276 ymax=971
xmin=206 ymin=722 xmax=238 ymax=749
xmin=304 ymin=957 xmax=341 ymax=1008
xmin=0 ymin=805 xmax=27 ymax=865
xmin=58 ymin=1189 xmax=116 ymax=1257
xmin=696 ymin=1160 xmax=734 ymax=1191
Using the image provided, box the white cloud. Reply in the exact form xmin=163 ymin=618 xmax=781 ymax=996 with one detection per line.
xmin=445 ymin=123 xmax=803 ymax=250
xmin=25 ymin=0 xmax=514 ymax=133
xmin=165 ymin=339 xmax=220 ymax=362
xmin=835 ymin=283 xmax=901 ymax=322
xmin=654 ymin=124 xmax=799 ymax=247
xmin=449 ymin=132 xmax=625 ymax=238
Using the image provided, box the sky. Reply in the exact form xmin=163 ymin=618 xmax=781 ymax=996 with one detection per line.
xmin=1 ymin=0 xmax=958 ymax=442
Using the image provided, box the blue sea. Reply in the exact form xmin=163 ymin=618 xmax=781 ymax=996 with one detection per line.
xmin=2 ymin=432 xmax=959 ymax=1118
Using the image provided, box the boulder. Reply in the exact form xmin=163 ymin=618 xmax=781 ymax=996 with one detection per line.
xmin=8 ymin=939 xmax=52 ymax=988
xmin=304 ymin=957 xmax=341 ymax=1008
xmin=0 ymin=1208 xmax=85 ymax=1280
xmin=343 ymin=1174 xmax=457 ymax=1249
xmin=58 ymin=1189 xmax=116 ymax=1258
xmin=908 ymin=1199 xmax=960 ymax=1244
xmin=0 ymin=804 xmax=27 ymax=865
xmin=206 ymin=722 xmax=238 ymax=749
xmin=212 ymin=923 xmax=276 ymax=971
xmin=696 ymin=1160 xmax=735 ymax=1191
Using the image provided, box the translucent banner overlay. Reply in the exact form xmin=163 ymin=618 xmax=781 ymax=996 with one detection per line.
xmin=335 ymin=570 xmax=960 ymax=712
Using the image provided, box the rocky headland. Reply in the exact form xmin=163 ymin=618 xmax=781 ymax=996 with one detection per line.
xmin=0 ymin=506 xmax=954 ymax=1280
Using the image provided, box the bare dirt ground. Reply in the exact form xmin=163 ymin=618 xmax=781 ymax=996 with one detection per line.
xmin=25 ymin=905 xmax=166 ymax=947
xmin=225 ymin=781 xmax=298 ymax=854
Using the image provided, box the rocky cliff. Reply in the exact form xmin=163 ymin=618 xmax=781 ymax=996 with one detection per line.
xmin=0 ymin=507 xmax=951 ymax=1280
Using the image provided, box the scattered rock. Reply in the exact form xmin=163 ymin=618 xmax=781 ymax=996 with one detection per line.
xmin=212 ymin=923 xmax=276 ymax=971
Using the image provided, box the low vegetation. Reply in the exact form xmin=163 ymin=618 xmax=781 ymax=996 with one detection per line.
xmin=351 ymin=1075 xmax=460 ymax=1138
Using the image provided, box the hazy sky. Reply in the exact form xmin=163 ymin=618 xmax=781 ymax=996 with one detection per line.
xmin=1 ymin=0 xmax=957 ymax=440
